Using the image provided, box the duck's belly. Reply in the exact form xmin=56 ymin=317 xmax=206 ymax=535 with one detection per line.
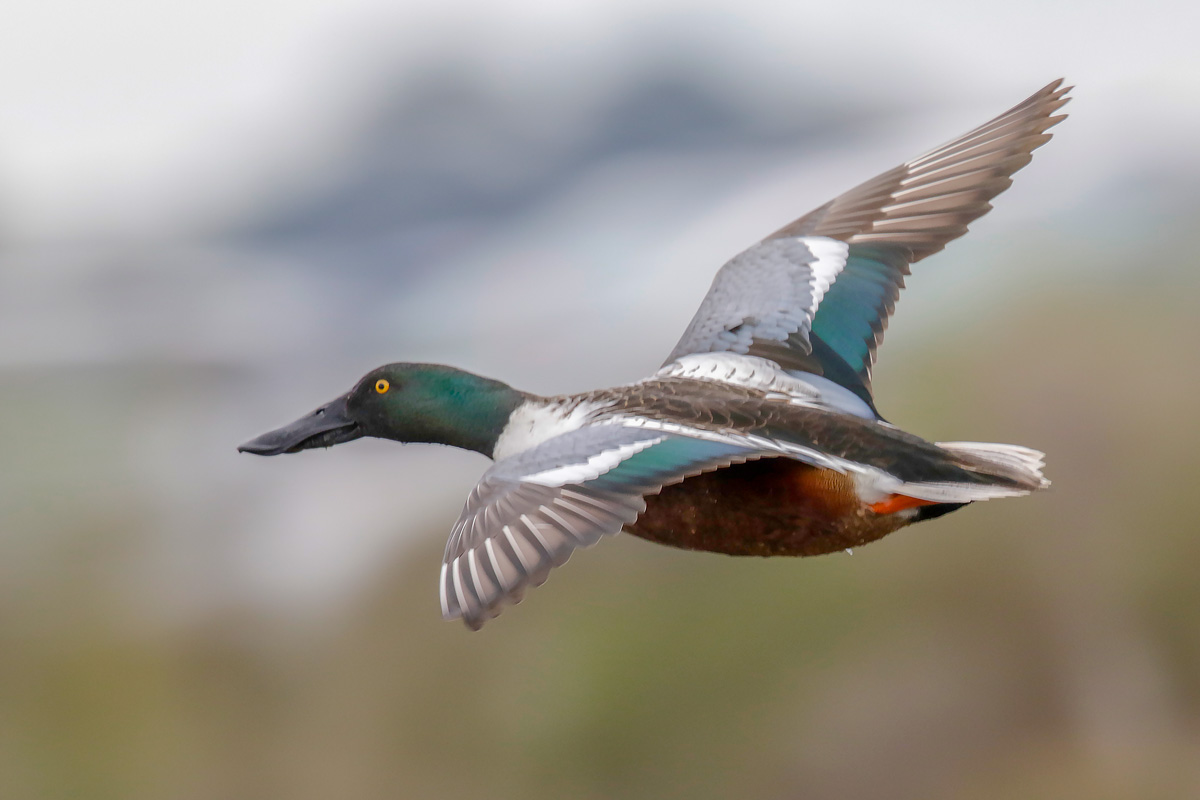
xmin=624 ymin=459 xmax=910 ymax=557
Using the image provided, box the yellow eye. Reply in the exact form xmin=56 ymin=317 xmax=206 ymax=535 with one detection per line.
xmin=374 ymin=379 xmax=390 ymax=394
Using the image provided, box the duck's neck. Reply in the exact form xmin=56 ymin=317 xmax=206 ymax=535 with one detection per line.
xmin=458 ymin=390 xmax=530 ymax=459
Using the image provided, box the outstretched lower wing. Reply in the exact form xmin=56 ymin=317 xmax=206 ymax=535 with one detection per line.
xmin=666 ymin=80 xmax=1071 ymax=399
xmin=441 ymin=423 xmax=823 ymax=629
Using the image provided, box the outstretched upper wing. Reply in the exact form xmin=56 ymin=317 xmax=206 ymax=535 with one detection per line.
xmin=440 ymin=423 xmax=831 ymax=629
xmin=667 ymin=80 xmax=1071 ymax=400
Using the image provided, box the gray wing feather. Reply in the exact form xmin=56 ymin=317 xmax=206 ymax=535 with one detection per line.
xmin=442 ymin=478 xmax=643 ymax=629
xmin=443 ymin=426 xmax=667 ymax=629
xmin=665 ymin=237 xmax=847 ymax=365
xmin=769 ymin=79 xmax=1071 ymax=260
xmin=441 ymin=423 xmax=818 ymax=629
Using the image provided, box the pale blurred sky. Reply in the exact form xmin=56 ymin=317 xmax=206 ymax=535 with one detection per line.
xmin=3 ymin=0 xmax=1198 ymax=241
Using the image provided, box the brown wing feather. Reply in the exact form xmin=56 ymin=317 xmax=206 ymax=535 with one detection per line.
xmin=767 ymin=79 xmax=1071 ymax=262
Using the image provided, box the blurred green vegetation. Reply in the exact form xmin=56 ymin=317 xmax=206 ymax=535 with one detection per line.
xmin=2 ymin=278 xmax=1199 ymax=800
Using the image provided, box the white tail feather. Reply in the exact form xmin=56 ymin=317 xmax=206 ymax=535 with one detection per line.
xmin=842 ymin=438 xmax=1049 ymax=507
xmin=892 ymin=480 xmax=1033 ymax=504
xmin=858 ymin=441 xmax=1050 ymax=506
xmin=936 ymin=441 xmax=1050 ymax=491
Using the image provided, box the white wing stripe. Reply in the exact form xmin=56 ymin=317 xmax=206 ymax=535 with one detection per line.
xmin=801 ymin=236 xmax=849 ymax=314
xmin=466 ymin=550 xmax=491 ymax=607
xmin=552 ymin=496 xmax=606 ymax=527
xmin=439 ymin=563 xmax=455 ymax=618
xmin=450 ymin=557 xmax=472 ymax=621
xmin=538 ymin=503 xmax=592 ymax=545
xmin=502 ymin=525 xmax=536 ymax=574
xmin=521 ymin=436 xmax=665 ymax=486
xmin=484 ymin=539 xmax=516 ymax=591
xmin=458 ymin=556 xmax=479 ymax=612
xmin=520 ymin=514 xmax=558 ymax=557
xmin=560 ymin=488 xmax=623 ymax=512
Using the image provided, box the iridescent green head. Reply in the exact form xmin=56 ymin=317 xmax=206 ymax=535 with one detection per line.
xmin=239 ymin=363 xmax=525 ymax=458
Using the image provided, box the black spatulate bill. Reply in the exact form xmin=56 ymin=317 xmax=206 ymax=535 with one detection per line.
xmin=239 ymin=393 xmax=362 ymax=455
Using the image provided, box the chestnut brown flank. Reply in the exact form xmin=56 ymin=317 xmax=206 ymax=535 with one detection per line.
xmin=626 ymin=459 xmax=911 ymax=557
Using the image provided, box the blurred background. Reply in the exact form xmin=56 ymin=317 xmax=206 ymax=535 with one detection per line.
xmin=3 ymin=1 xmax=1199 ymax=798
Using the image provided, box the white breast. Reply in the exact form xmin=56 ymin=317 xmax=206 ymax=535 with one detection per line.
xmin=492 ymin=398 xmax=606 ymax=461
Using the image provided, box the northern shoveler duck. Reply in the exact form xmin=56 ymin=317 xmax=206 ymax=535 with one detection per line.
xmin=241 ymin=80 xmax=1067 ymax=629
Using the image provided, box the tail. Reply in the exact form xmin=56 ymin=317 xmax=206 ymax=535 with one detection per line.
xmin=932 ymin=441 xmax=1049 ymax=498
xmin=881 ymin=441 xmax=1050 ymax=506
xmin=938 ymin=442 xmax=1049 ymax=490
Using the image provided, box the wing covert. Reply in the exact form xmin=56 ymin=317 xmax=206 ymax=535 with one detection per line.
xmin=665 ymin=236 xmax=848 ymax=369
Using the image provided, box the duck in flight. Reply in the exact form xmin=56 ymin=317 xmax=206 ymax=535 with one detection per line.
xmin=241 ymin=80 xmax=1067 ymax=629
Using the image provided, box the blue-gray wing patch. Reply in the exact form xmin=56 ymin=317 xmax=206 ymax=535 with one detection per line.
xmin=665 ymin=236 xmax=849 ymax=366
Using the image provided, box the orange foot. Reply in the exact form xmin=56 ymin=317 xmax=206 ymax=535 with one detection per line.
xmin=868 ymin=494 xmax=940 ymax=515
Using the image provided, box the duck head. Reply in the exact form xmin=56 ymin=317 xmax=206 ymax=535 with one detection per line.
xmin=238 ymin=363 xmax=525 ymax=458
